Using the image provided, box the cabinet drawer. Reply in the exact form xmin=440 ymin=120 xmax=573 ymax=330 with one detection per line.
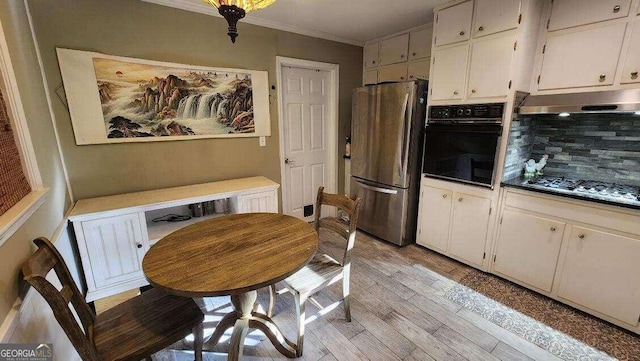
xmin=378 ymin=63 xmax=408 ymax=82
xmin=435 ymin=1 xmax=473 ymax=46
xmin=548 ymin=0 xmax=632 ymax=31
xmin=557 ymin=226 xmax=640 ymax=326
xmin=621 ymin=22 xmax=640 ymax=84
xmin=504 ymin=190 xmax=640 ymax=236
xmin=538 ymin=23 xmax=626 ymax=90
xmin=380 ymin=34 xmax=410 ymax=66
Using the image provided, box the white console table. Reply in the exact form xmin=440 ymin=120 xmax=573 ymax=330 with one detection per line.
xmin=68 ymin=176 xmax=279 ymax=302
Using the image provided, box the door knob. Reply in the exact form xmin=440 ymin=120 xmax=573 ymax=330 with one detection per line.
xmin=631 ymin=71 xmax=638 ymax=79
xmin=442 ymin=194 xmax=448 ymax=198
xmin=578 ymin=233 xmax=585 ymax=239
xmin=460 ymin=30 xmax=465 ymax=36
xmin=599 ymin=74 xmax=606 ymax=81
xmin=136 ymin=243 xmax=143 ymax=249
xmin=613 ymin=5 xmax=621 ymax=12
xmin=400 ymin=54 xmax=405 ymax=58
xmin=285 ymin=158 xmax=296 ymax=165
xmin=550 ymin=227 xmax=556 ymax=232
xmin=453 ymin=90 xmax=459 ymax=95
xmin=471 ymin=89 xmax=477 ymax=94
xmin=412 ymin=52 xmax=417 ymax=56
xmin=478 ymin=26 xmax=484 ymax=31
xmin=458 ymin=197 xmax=463 ymax=202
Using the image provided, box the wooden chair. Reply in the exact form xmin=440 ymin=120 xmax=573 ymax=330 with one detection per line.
xmin=268 ymin=187 xmax=362 ymax=356
xmin=21 ymin=237 xmax=204 ymax=361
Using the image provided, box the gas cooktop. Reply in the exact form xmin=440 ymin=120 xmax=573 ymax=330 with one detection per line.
xmin=524 ymin=176 xmax=640 ymax=207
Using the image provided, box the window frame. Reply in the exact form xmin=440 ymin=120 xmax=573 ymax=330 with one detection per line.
xmin=0 ymin=17 xmax=47 ymax=247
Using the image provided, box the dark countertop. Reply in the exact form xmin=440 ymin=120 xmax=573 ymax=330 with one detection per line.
xmin=501 ymin=176 xmax=640 ymax=211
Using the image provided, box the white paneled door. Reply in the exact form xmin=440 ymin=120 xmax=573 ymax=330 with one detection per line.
xmin=281 ymin=65 xmax=334 ymax=221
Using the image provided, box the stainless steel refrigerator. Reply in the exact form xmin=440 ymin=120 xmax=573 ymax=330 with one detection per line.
xmin=350 ymin=80 xmax=428 ymax=246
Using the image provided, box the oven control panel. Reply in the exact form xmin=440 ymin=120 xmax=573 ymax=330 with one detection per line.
xmin=429 ymin=103 xmax=505 ymax=123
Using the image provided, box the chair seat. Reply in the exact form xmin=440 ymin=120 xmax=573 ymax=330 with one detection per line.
xmin=282 ymin=253 xmax=344 ymax=295
xmin=95 ymin=288 xmax=203 ymax=361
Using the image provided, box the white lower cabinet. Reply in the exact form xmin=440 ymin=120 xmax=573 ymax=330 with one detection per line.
xmin=76 ymin=212 xmax=149 ymax=300
xmin=69 ymin=177 xmax=279 ymax=302
xmin=417 ymin=186 xmax=452 ymax=252
xmin=494 ymin=209 xmax=565 ymax=292
xmin=557 ymin=226 xmax=640 ymax=326
xmin=448 ymin=193 xmax=491 ymax=267
xmin=417 ymin=185 xmax=491 ymax=267
xmin=494 ymin=189 xmax=640 ymax=333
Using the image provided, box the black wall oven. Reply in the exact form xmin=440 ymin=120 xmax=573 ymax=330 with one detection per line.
xmin=422 ymin=103 xmax=504 ymax=188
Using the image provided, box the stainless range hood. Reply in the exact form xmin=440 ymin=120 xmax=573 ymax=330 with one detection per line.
xmin=518 ymin=89 xmax=640 ymax=114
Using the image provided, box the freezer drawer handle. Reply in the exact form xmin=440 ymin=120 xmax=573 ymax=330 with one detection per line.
xmin=356 ymin=182 xmax=398 ymax=195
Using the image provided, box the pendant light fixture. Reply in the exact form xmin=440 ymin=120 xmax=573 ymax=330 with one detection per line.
xmin=202 ymin=0 xmax=276 ymax=43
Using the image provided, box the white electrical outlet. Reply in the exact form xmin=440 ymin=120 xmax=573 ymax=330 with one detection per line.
xmin=259 ymin=136 xmax=266 ymax=147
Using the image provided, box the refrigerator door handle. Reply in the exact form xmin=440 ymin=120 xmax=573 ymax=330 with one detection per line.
xmin=355 ymin=181 xmax=399 ymax=195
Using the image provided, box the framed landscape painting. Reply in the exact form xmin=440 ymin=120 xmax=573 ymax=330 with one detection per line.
xmin=57 ymin=48 xmax=270 ymax=145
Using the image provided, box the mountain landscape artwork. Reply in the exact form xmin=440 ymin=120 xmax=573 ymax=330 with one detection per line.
xmin=93 ymin=58 xmax=255 ymax=138
xmin=56 ymin=48 xmax=270 ymax=145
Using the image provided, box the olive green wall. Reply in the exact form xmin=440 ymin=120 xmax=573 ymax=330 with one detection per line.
xmin=28 ymin=0 xmax=362 ymax=200
xmin=0 ymin=0 xmax=71 ymax=321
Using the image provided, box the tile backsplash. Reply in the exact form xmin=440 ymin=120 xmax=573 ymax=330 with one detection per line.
xmin=503 ymin=113 xmax=640 ymax=184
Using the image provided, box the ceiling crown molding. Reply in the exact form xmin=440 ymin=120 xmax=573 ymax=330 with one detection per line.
xmin=141 ymin=0 xmax=365 ymax=46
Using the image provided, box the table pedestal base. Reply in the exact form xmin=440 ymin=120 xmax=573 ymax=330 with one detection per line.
xmin=205 ymin=290 xmax=298 ymax=360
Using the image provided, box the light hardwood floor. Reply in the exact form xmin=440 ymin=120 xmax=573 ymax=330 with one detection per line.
xmin=99 ymin=233 xmax=565 ymax=361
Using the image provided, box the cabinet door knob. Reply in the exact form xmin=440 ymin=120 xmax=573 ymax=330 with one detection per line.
xmin=599 ymin=74 xmax=606 ymax=81
xmin=372 ymin=60 xmax=376 ymax=64
xmin=400 ymin=54 xmax=405 ymax=58
xmin=631 ymin=71 xmax=638 ymax=79
xmin=458 ymin=197 xmax=463 ymax=202
xmin=400 ymin=76 xmax=405 ymax=80
xmin=578 ymin=233 xmax=585 ymax=239
xmin=550 ymin=227 xmax=556 ymax=232
xmin=442 ymin=194 xmax=448 ymax=199
xmin=613 ymin=5 xmax=621 ymax=12
xmin=460 ymin=30 xmax=465 ymax=36
xmin=471 ymin=89 xmax=477 ymax=93
xmin=412 ymin=52 xmax=417 ymax=56
xmin=478 ymin=26 xmax=484 ymax=31
xmin=409 ymin=75 xmax=415 ymax=79
xmin=136 ymin=243 xmax=143 ymax=249
xmin=453 ymin=90 xmax=459 ymax=95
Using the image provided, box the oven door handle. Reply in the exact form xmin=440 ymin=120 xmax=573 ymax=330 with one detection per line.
xmin=355 ymin=181 xmax=398 ymax=195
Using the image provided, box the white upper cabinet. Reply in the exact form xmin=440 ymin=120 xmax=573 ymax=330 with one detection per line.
xmin=364 ymin=70 xmax=378 ymax=85
xmin=621 ymin=21 xmax=640 ymax=84
xmin=364 ymin=43 xmax=380 ymax=69
xmin=431 ymin=44 xmax=469 ymax=100
xmin=538 ymin=23 xmax=626 ymax=90
xmin=380 ymin=34 xmax=410 ymax=66
xmin=473 ymin=0 xmax=521 ymax=37
xmin=409 ymin=27 xmax=433 ymax=60
xmin=435 ymin=1 xmax=473 ymax=46
xmin=408 ymin=59 xmax=431 ymax=80
xmin=468 ymin=34 xmax=515 ymax=98
xmin=378 ymin=63 xmax=408 ymax=82
xmin=547 ymin=0 xmax=632 ymax=31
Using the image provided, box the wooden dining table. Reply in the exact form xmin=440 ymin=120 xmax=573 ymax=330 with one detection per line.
xmin=142 ymin=212 xmax=318 ymax=360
